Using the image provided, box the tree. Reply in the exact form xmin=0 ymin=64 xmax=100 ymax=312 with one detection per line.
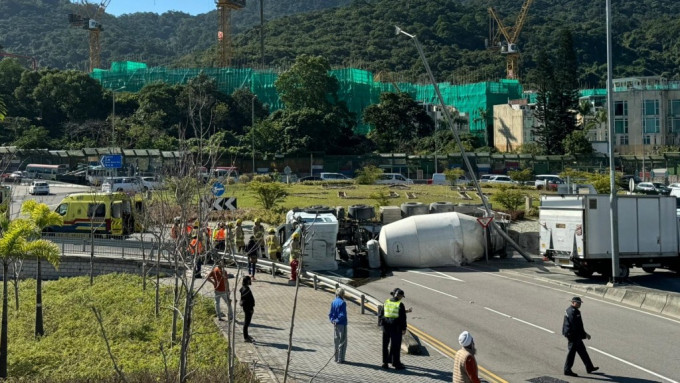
xmin=444 ymin=167 xmax=465 ymax=186
xmin=249 ymin=181 xmax=288 ymax=210
xmin=491 ymin=186 xmax=526 ymax=214
xmin=532 ymin=29 xmax=580 ymax=155
xmin=275 ymin=54 xmax=340 ymax=111
xmin=562 ymin=129 xmax=593 ymax=155
xmin=355 ymin=165 xmax=383 ymax=185
xmin=508 ymin=168 xmax=534 ymax=183
xmin=20 ymin=200 xmax=62 ymax=337
xmin=363 ymin=92 xmax=434 ymax=153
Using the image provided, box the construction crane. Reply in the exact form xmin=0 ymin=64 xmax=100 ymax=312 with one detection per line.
xmin=216 ymin=0 xmax=246 ymax=67
xmin=487 ymin=0 xmax=534 ymax=80
xmin=68 ymin=0 xmax=111 ymax=72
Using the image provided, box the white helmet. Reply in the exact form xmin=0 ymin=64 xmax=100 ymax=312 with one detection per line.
xmin=458 ymin=331 xmax=473 ymax=347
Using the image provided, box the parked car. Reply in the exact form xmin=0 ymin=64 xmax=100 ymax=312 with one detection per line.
xmin=1 ymin=171 xmax=23 ymax=183
xmin=319 ymin=172 xmax=351 ymax=181
xmin=487 ymin=175 xmax=517 ymax=184
xmin=535 ymin=174 xmax=564 ymax=190
xmin=28 ymin=181 xmax=50 ymax=195
xmin=140 ymin=176 xmax=164 ymax=191
xmin=479 ymin=174 xmax=492 ymax=183
xmin=298 ymin=176 xmax=322 ymax=182
xmin=668 ymin=182 xmax=680 ymax=189
xmin=101 ymin=177 xmax=144 ymax=193
xmin=375 ymin=173 xmax=413 ymax=185
xmin=635 ymin=182 xmax=671 ymax=195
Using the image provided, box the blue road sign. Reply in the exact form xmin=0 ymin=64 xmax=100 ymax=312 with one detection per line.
xmin=100 ymin=154 xmax=123 ymax=169
xmin=212 ymin=182 xmax=225 ymax=197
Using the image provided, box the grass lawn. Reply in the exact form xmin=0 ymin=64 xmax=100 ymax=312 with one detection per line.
xmin=2 ymin=274 xmax=251 ymax=382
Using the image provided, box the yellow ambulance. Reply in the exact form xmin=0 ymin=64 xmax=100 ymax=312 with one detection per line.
xmin=49 ymin=192 xmax=141 ymax=236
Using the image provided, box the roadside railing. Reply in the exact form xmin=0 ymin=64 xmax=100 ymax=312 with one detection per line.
xmin=41 ymin=232 xmax=160 ymax=259
xmin=226 ymin=253 xmax=382 ymax=315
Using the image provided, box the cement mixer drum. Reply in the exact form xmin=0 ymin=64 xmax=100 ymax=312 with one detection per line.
xmin=378 ymin=212 xmax=485 ymax=268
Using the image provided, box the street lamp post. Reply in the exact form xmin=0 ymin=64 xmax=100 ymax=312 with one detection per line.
xmin=251 ymin=95 xmax=256 ymax=175
xmin=111 ymin=86 xmax=125 ymax=147
xmin=395 ymin=26 xmax=532 ymax=262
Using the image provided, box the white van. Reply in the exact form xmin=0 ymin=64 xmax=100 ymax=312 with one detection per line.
xmin=375 ymin=173 xmax=413 ymax=185
xmin=320 ymin=172 xmax=351 ymax=181
xmin=101 ymin=177 xmax=144 ymax=193
xmin=431 ymin=173 xmax=468 ymax=186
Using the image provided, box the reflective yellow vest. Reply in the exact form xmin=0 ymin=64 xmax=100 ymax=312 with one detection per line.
xmin=383 ymin=299 xmax=400 ymax=319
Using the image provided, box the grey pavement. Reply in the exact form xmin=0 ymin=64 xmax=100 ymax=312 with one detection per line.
xmin=196 ymin=264 xmax=454 ymax=383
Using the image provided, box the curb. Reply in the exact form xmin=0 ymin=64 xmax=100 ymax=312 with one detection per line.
xmin=505 ymin=271 xmax=680 ymax=320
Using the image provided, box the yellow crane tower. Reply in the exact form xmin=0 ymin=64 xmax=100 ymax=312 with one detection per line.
xmin=216 ymin=0 xmax=246 ymax=67
xmin=487 ymin=0 xmax=534 ymax=80
xmin=68 ymin=0 xmax=112 ymax=72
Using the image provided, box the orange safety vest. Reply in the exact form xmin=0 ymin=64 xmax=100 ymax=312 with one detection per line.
xmin=215 ymin=228 xmax=226 ymax=241
xmin=189 ymin=238 xmax=204 ymax=255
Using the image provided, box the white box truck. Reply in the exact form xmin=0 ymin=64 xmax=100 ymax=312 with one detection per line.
xmin=539 ymin=194 xmax=680 ymax=277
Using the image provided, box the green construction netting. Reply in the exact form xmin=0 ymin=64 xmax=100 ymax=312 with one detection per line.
xmin=92 ymin=62 xmax=524 ymax=135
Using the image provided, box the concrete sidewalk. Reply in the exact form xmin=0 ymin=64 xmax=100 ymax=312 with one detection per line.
xmin=197 ymin=265 xmax=453 ymax=383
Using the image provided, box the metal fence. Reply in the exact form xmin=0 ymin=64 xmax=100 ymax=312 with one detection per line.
xmin=41 ymin=232 xmax=160 ymax=259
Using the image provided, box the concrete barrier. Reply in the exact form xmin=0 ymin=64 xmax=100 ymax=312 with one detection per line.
xmin=585 ymin=286 xmax=608 ymax=298
xmin=661 ymin=295 xmax=680 ymax=319
xmin=3 ymin=256 xmax=180 ymax=280
xmin=603 ymin=288 xmax=626 ymax=303
xmin=621 ymin=290 xmax=646 ymax=308
xmin=641 ymin=293 xmax=668 ymax=314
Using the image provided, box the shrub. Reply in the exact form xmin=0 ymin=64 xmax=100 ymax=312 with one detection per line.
xmin=238 ymin=174 xmax=250 ymax=183
xmin=252 ymin=174 xmax=273 ymax=183
xmin=354 ymin=165 xmax=383 ymax=185
xmin=508 ymin=168 xmax=533 ymax=183
xmin=369 ymin=189 xmax=391 ymax=206
xmin=225 ymin=176 xmax=237 ymax=185
xmin=491 ymin=185 xmax=526 ymax=213
xmin=444 ymin=168 xmax=465 ymax=186
xmin=249 ymin=181 xmax=288 ymax=209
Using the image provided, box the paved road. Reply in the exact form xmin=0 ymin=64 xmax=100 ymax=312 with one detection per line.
xmin=7 ymin=181 xmax=92 ymax=218
xmin=360 ymin=259 xmax=680 ymax=382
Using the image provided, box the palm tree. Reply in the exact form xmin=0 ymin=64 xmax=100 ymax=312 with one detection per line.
xmin=0 ymin=218 xmax=34 ymax=378
xmin=20 ymin=201 xmax=62 ymax=337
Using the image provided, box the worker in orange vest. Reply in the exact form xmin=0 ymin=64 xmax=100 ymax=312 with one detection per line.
xmin=189 ymin=233 xmax=205 ymax=278
xmin=213 ymin=222 xmax=227 ymax=253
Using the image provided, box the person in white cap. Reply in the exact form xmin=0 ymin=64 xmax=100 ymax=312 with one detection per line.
xmin=453 ymin=331 xmax=481 ymax=383
xmin=562 ymin=296 xmax=598 ymax=377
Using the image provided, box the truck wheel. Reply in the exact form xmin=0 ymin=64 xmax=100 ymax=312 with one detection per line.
xmin=642 ymin=267 xmax=656 ymax=273
xmin=573 ymin=268 xmax=594 ymax=278
xmin=619 ymin=265 xmax=630 ymax=278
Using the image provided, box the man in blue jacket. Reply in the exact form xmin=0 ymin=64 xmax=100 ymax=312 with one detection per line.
xmin=328 ymin=287 xmax=348 ymax=363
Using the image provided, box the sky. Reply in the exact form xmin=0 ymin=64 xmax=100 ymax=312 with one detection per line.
xmin=102 ymin=1 xmax=215 ymax=16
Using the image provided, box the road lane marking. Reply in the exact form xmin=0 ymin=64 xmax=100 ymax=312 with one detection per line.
xmin=408 ymin=325 xmax=507 ymax=383
xmin=483 ymin=307 xmax=555 ymax=334
xmin=401 ymin=279 xmax=459 ymax=299
xmin=589 ymin=347 xmax=679 ymax=383
xmin=407 ymin=269 xmax=464 ymax=281
xmin=462 ymin=266 xmax=680 ymax=325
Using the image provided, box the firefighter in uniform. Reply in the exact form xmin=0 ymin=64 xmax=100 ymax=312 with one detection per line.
xmin=265 ymin=228 xmax=281 ymax=261
xmin=213 ymin=222 xmax=227 ymax=253
xmin=226 ymin=222 xmax=236 ymax=253
xmin=235 ymin=219 xmax=245 ymax=252
xmin=252 ymin=218 xmax=265 ymax=258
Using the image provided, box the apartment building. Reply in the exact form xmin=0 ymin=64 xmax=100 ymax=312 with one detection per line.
xmin=492 ymin=99 xmax=538 ymax=152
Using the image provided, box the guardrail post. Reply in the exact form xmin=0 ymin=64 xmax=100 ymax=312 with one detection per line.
xmin=122 ymin=245 xmax=125 ymax=258
xmin=335 ymin=282 xmax=339 ymax=291
xmin=313 ymin=275 xmax=318 ymax=290
xmin=361 ymin=294 xmax=366 ymax=314
xmin=82 ymin=240 xmax=86 ymax=252
xmin=271 ymin=263 xmax=276 ymax=276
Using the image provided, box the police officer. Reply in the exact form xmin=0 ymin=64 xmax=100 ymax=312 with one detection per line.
xmin=380 ymin=288 xmax=412 ymax=370
xmin=235 ymin=219 xmax=245 ymax=252
xmin=265 ymin=228 xmax=281 ymax=261
xmin=562 ymin=297 xmax=599 ymax=377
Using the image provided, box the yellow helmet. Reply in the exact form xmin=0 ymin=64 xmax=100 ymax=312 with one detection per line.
xmin=236 ymin=219 xmax=242 ymax=225
xmin=254 ymin=218 xmax=261 ymax=224
xmin=193 ymin=220 xmax=200 ymax=228
xmin=228 ymin=222 xmax=235 ymax=228
xmin=268 ymin=228 xmax=275 ymax=234
xmin=292 ymin=232 xmax=300 ymax=239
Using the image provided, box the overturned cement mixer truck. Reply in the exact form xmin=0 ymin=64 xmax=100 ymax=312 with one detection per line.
xmin=277 ymin=202 xmax=508 ymax=272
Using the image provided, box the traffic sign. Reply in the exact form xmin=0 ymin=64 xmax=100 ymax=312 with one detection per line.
xmin=212 ymin=197 xmax=237 ymax=211
xmin=212 ymin=182 xmax=225 ymax=197
xmin=476 ymin=216 xmax=494 ymax=228
xmin=100 ymin=154 xmax=123 ymax=169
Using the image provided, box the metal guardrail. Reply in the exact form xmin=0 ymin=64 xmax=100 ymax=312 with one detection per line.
xmin=226 ymin=253 xmax=383 ymax=315
xmin=41 ymin=233 xmax=159 ymax=259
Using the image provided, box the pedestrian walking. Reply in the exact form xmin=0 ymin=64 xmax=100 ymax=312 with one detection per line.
xmin=329 ymin=288 xmax=348 ymax=363
xmin=206 ymin=259 xmax=233 ymax=321
xmin=379 ymin=288 xmax=412 ymax=370
xmin=453 ymin=331 xmax=481 ymax=383
xmin=245 ymin=236 xmax=258 ymax=280
xmin=239 ymin=275 xmax=255 ymax=342
xmin=188 ymin=233 xmax=204 ymax=279
xmin=562 ymin=296 xmax=599 ymax=377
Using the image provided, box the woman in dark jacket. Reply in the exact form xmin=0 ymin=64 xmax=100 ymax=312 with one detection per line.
xmin=239 ymin=276 xmax=255 ymax=342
